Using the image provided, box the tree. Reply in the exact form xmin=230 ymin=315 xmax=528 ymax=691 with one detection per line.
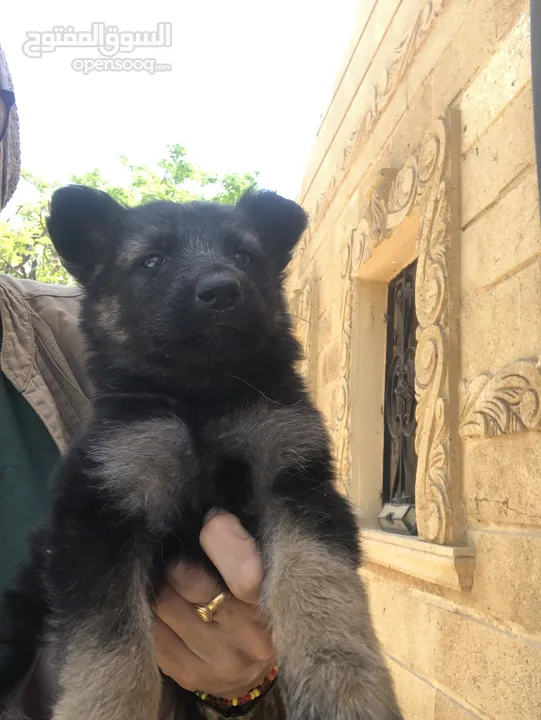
xmin=0 ymin=145 xmax=259 ymax=285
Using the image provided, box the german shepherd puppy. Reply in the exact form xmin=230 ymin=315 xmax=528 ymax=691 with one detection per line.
xmin=0 ymin=185 xmax=403 ymax=720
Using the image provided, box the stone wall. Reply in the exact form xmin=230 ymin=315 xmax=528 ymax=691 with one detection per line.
xmin=287 ymin=1 xmax=541 ymax=717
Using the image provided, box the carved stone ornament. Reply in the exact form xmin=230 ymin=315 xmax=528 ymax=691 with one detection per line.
xmin=342 ymin=0 xmax=445 ymax=176
xmin=291 ymin=273 xmax=318 ymax=394
xmin=291 ymin=268 xmax=349 ymax=496
xmin=343 ymin=112 xmax=461 ymax=545
xmin=295 ymin=224 xmax=312 ymax=259
xmin=332 ymin=239 xmax=354 ymax=498
xmin=459 ymin=359 xmax=541 ymax=440
xmin=294 ymin=0 xmax=447 ymax=246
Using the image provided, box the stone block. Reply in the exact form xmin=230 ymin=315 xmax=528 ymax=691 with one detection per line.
xmin=363 ymin=574 xmax=541 ymax=718
xmin=460 ymin=10 xmax=531 ymax=152
xmin=461 ymin=83 xmax=535 ymax=227
xmin=460 ymin=259 xmax=541 ymax=379
xmin=467 ymin=529 xmax=541 ymax=637
xmin=461 ymin=168 xmax=541 ymax=295
xmin=462 ymin=432 xmax=541 ymax=529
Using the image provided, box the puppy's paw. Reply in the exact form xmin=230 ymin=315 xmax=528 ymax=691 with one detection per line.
xmin=281 ymin=652 xmax=404 ymax=720
xmin=264 ymin=528 xmax=403 ymax=720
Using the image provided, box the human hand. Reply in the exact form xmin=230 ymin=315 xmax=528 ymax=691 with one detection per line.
xmin=154 ymin=511 xmax=275 ymax=699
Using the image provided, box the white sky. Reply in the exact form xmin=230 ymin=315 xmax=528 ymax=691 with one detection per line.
xmin=1 ymin=0 xmax=357 ymax=212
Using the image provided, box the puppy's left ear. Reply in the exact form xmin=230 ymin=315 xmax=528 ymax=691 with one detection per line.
xmin=237 ymin=189 xmax=308 ymax=271
xmin=46 ymin=184 xmax=127 ymax=285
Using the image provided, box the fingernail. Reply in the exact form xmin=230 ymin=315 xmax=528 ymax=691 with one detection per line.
xmin=203 ymin=509 xmax=252 ymax=540
xmin=233 ymin=517 xmax=252 ymax=539
xmin=203 ymin=507 xmax=223 ymax=525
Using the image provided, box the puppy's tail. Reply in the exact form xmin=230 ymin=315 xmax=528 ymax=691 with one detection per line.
xmin=0 ymin=527 xmax=50 ymax=711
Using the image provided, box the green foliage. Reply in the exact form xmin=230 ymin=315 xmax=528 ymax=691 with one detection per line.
xmin=0 ymin=145 xmax=259 ymax=285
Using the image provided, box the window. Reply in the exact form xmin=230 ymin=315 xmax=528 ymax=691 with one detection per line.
xmin=379 ymin=259 xmax=418 ymax=535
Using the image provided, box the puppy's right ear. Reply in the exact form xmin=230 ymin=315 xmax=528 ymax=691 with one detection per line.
xmin=46 ymin=184 xmax=126 ymax=284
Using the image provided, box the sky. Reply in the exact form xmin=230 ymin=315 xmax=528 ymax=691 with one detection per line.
xmin=1 ymin=0 xmax=357 ymax=213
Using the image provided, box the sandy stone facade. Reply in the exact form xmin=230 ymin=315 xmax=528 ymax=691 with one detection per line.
xmin=287 ymin=1 xmax=541 ymax=717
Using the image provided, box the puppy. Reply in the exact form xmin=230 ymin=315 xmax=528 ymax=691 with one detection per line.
xmin=0 ymin=186 xmax=403 ymax=720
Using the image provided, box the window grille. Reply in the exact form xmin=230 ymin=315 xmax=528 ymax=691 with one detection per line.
xmin=382 ymin=260 xmax=419 ymax=516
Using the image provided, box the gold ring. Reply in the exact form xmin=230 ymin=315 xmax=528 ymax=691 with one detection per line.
xmin=194 ymin=591 xmax=231 ymax=623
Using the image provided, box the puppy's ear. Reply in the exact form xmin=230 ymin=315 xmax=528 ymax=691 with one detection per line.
xmin=236 ymin=189 xmax=308 ymax=271
xmin=46 ymin=185 xmax=127 ymax=284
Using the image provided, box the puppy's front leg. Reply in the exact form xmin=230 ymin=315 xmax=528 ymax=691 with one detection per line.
xmin=257 ymin=420 xmax=403 ymax=719
xmin=262 ymin=513 xmax=402 ymax=720
xmin=47 ymin=539 xmax=161 ymax=720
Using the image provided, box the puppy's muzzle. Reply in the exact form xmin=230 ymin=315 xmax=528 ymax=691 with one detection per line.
xmin=195 ymin=271 xmax=243 ymax=311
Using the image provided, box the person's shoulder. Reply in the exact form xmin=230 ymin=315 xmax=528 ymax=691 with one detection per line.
xmin=0 ymin=274 xmax=83 ymax=300
xmin=0 ymin=274 xmax=83 ymax=298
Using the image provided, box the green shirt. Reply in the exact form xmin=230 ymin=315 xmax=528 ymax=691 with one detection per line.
xmin=0 ymin=323 xmax=59 ymax=593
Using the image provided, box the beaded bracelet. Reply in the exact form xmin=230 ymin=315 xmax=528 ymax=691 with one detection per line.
xmin=195 ymin=666 xmax=278 ymax=718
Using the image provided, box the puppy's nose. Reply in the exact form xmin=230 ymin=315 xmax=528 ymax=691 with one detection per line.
xmin=196 ymin=272 xmax=242 ymax=310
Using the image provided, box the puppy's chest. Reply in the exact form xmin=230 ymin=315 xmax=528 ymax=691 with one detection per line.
xmin=87 ymin=412 xmax=258 ymax=529
xmin=88 ymin=399 xmax=320 ymax=537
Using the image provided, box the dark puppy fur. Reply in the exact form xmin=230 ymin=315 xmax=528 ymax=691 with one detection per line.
xmin=0 ymin=186 xmax=403 ymax=720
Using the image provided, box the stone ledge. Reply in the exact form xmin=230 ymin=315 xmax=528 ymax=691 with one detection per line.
xmin=361 ymin=529 xmax=475 ymax=592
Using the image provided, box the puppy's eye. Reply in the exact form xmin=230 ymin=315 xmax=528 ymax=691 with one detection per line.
xmin=142 ymin=255 xmax=165 ymax=269
xmin=234 ymin=250 xmax=252 ymax=267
